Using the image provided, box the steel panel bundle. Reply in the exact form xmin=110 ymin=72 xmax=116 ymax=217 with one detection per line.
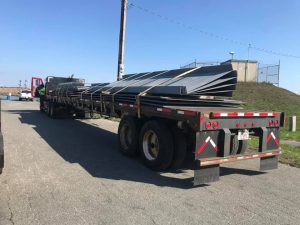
xmin=51 ymin=65 xmax=242 ymax=108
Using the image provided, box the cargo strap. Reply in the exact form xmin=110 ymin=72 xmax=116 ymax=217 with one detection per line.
xmin=136 ymin=67 xmax=201 ymax=118
xmin=109 ymin=71 xmax=169 ymax=115
xmin=110 ymin=72 xmax=153 ymax=114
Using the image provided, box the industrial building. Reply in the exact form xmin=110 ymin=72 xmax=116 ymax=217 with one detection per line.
xmin=221 ymin=59 xmax=258 ymax=82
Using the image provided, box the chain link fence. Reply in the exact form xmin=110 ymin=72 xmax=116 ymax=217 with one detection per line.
xmin=257 ymin=63 xmax=280 ymax=86
xmin=181 ymin=60 xmax=280 ymax=86
xmin=180 ymin=61 xmax=220 ymax=69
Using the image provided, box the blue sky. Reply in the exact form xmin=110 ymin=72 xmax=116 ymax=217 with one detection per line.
xmin=0 ymin=0 xmax=299 ymax=93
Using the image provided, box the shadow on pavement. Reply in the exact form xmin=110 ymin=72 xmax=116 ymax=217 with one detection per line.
xmin=7 ymin=109 xmax=265 ymax=189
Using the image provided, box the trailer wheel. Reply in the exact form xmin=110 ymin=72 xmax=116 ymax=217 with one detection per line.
xmin=139 ymin=120 xmax=174 ymax=171
xmin=230 ymin=135 xmax=239 ymax=155
xmin=118 ymin=116 xmax=140 ymax=156
xmin=238 ymin=140 xmax=248 ymax=154
xmin=170 ymin=127 xmax=187 ymax=169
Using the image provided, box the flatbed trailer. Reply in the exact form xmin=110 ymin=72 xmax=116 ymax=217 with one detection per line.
xmin=31 ymin=76 xmax=284 ymax=185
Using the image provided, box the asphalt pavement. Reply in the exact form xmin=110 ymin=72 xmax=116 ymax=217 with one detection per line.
xmin=0 ymin=100 xmax=300 ymax=225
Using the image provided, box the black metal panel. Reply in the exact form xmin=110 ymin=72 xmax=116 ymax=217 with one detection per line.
xmin=102 ymin=64 xmax=237 ymax=97
xmin=194 ymin=164 xmax=220 ymax=185
xmin=266 ymin=128 xmax=280 ymax=150
xmin=260 ymin=156 xmax=278 ymax=170
xmin=195 ymin=131 xmax=221 ymax=159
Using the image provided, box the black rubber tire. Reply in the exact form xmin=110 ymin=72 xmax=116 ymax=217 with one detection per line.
xmin=118 ymin=116 xmax=141 ymax=156
xmin=238 ymin=140 xmax=248 ymax=154
xmin=170 ymin=126 xmax=187 ymax=169
xmin=46 ymin=102 xmax=51 ymax=117
xmin=49 ymin=102 xmax=56 ymax=119
xmin=139 ymin=120 xmax=174 ymax=171
xmin=76 ymin=110 xmax=91 ymax=119
xmin=230 ymin=135 xmax=239 ymax=155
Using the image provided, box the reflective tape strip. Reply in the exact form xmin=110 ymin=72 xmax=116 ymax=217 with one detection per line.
xmin=213 ymin=112 xmax=278 ymax=117
xmin=266 ymin=132 xmax=279 ymax=146
xmin=209 ymin=139 xmax=218 ymax=151
xmin=177 ymin=110 xmax=195 ymax=116
xmin=270 ymin=132 xmax=279 ymax=145
xmin=197 ymin=136 xmax=211 ymax=154
xmin=199 ymin=150 xmax=282 ymax=166
xmin=197 ymin=136 xmax=219 ymax=154
xmin=157 ymin=108 xmax=171 ymax=113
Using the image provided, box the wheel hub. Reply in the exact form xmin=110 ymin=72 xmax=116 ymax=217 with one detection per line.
xmin=143 ymin=130 xmax=159 ymax=161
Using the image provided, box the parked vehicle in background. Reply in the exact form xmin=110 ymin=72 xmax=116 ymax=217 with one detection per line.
xmin=19 ymin=90 xmax=33 ymax=101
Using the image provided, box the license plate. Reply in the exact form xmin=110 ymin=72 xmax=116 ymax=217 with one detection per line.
xmin=238 ymin=130 xmax=249 ymax=140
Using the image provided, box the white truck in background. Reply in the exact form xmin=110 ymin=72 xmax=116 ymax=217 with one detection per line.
xmin=19 ymin=90 xmax=33 ymax=101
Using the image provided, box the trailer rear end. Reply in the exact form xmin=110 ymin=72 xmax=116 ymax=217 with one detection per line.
xmin=31 ymin=65 xmax=284 ymax=185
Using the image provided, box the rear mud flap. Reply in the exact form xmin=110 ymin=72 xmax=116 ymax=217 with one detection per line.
xmin=194 ymin=164 xmax=219 ymax=186
xmin=260 ymin=155 xmax=278 ymax=171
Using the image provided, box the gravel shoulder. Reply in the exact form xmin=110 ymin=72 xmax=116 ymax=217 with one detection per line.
xmin=0 ymin=100 xmax=300 ymax=225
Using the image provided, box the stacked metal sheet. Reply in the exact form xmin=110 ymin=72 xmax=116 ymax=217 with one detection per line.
xmin=51 ymin=64 xmax=242 ymax=108
xmin=101 ymin=64 xmax=237 ymax=97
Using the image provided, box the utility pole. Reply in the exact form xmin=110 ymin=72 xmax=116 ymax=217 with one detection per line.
xmin=117 ymin=0 xmax=127 ymax=81
xmin=245 ymin=44 xmax=251 ymax=82
xmin=24 ymin=80 xmax=27 ymax=89
xmin=18 ymin=80 xmax=22 ymax=92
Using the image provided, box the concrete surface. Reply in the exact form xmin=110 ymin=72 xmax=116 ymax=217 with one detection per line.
xmin=0 ymin=100 xmax=300 ymax=225
xmin=281 ymin=140 xmax=300 ymax=147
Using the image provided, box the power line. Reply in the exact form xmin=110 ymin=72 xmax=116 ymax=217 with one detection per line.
xmin=128 ymin=1 xmax=300 ymax=59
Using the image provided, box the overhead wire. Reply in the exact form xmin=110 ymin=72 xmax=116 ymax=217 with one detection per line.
xmin=127 ymin=1 xmax=300 ymax=59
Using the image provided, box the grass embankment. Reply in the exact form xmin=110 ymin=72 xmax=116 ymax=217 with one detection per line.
xmin=233 ymin=82 xmax=300 ymax=141
xmin=280 ymin=144 xmax=300 ymax=168
xmin=233 ymin=82 xmax=300 ymax=167
xmin=248 ymin=137 xmax=300 ymax=168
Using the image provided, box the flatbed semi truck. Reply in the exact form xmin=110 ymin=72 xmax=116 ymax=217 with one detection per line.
xmin=31 ymin=67 xmax=284 ymax=185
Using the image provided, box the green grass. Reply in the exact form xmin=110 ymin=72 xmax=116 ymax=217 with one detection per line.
xmin=247 ymin=137 xmax=300 ymax=168
xmin=279 ymin=144 xmax=300 ymax=168
xmin=233 ymin=82 xmax=300 ymax=141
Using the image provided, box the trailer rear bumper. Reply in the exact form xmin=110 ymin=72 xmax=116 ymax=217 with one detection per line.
xmin=0 ymin=132 xmax=4 ymax=174
xmin=199 ymin=150 xmax=281 ymax=166
xmin=194 ymin=150 xmax=281 ymax=185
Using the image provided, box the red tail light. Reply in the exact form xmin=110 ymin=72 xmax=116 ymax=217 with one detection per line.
xmin=205 ymin=122 xmax=211 ymax=129
xmin=269 ymin=120 xmax=273 ymax=126
xmin=212 ymin=121 xmax=219 ymax=129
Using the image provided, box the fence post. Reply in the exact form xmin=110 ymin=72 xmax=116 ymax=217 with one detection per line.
xmin=289 ymin=116 xmax=297 ymax=132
